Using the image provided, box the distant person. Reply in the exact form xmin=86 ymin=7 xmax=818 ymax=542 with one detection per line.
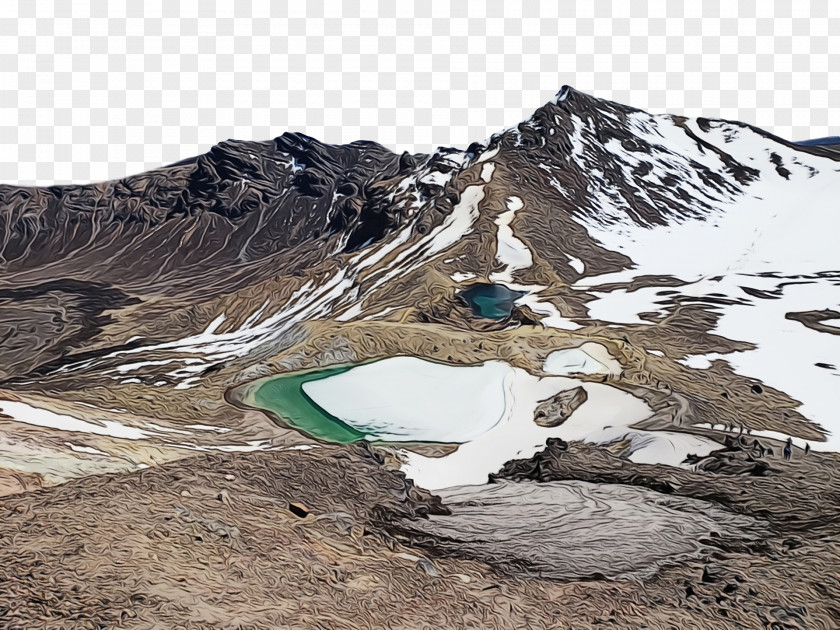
xmin=783 ymin=438 xmax=792 ymax=461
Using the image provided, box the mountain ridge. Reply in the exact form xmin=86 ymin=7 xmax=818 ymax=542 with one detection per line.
xmin=0 ymin=85 xmax=837 ymax=488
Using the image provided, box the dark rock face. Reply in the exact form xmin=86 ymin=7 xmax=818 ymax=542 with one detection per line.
xmin=0 ymin=133 xmax=409 ymax=292
xmin=0 ymin=280 xmax=138 ymax=380
xmin=0 ymin=131 xmax=442 ymax=381
xmin=786 ymin=308 xmax=840 ymax=336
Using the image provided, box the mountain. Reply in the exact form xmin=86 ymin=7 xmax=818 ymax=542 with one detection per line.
xmin=1 ymin=87 xmax=839 ymax=628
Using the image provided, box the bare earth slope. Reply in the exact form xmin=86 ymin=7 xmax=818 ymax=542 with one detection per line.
xmin=1 ymin=443 xmax=838 ymax=629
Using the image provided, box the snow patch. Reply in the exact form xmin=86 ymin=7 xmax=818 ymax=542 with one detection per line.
xmin=476 ymin=146 xmax=500 ymax=163
xmin=184 ymin=424 xmax=233 ymax=433
xmin=480 ymin=162 xmax=495 ymax=182
xmin=488 ymin=196 xmax=532 ymax=285
xmin=451 ymin=272 xmax=477 ymax=283
xmin=0 ymin=400 xmax=155 ymax=441
xmin=302 ymin=357 xmax=510 ymax=443
xmin=567 ymin=256 xmax=585 ymax=274
xmin=64 ymin=442 xmax=108 ymax=456
xmin=401 ymin=370 xmax=719 ymax=490
xmin=544 ymin=343 xmax=620 ymax=376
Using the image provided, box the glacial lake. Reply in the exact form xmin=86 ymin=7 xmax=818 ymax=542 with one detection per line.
xmin=250 ymin=363 xmax=367 ymax=443
xmin=459 ymin=283 xmax=526 ymax=319
xmin=245 ymin=353 xmax=721 ymax=489
xmin=248 ymin=356 xmax=509 ymax=444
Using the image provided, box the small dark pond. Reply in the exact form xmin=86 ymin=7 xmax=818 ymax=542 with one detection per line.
xmin=460 ymin=283 xmax=526 ymax=319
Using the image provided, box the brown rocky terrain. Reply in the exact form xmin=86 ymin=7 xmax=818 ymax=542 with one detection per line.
xmin=1 ymin=442 xmax=838 ymax=629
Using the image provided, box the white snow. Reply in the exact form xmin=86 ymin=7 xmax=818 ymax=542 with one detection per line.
xmin=362 ymin=305 xmax=402 ymax=321
xmin=569 ymin=112 xmax=840 ymax=451
xmin=567 ymin=256 xmax=585 ymax=274
xmin=419 ymin=171 xmax=452 ymax=187
xmin=113 ymin=358 xmax=203 ymax=374
xmin=357 ymin=181 xmax=487 ymax=301
xmin=184 ymin=424 xmax=233 ymax=433
xmin=476 ymin=146 xmax=500 ymax=163
xmin=677 ymin=353 xmax=730 ymax=370
xmin=145 ymin=422 xmax=193 ymax=436
xmin=513 ymin=285 xmax=582 ymax=331
xmin=173 ymin=376 xmax=201 ymax=390
xmin=45 ymin=144 xmax=494 ymax=390
xmin=488 ymin=196 xmax=532 ymax=285
xmin=576 ymin=117 xmax=839 ymax=288
xmin=549 ymin=86 xmax=571 ymax=103
xmin=544 ymin=346 xmax=611 ymax=376
xmin=425 ymin=184 xmax=486 ymax=256
xmin=450 ymin=272 xmax=477 ymax=283
xmin=567 ymin=114 xmax=586 ymax=163
xmin=0 ymin=400 xmax=155 ymax=440
xmin=583 ymin=287 xmax=658 ymax=325
xmin=401 ymin=369 xmax=719 ymax=490
xmin=480 ymin=162 xmax=495 ymax=182
xmin=481 ymin=278 xmax=580 ymax=331
xmin=302 ymin=357 xmax=509 ymax=443
xmin=64 ymin=442 xmax=108 ymax=456
xmin=584 ymin=274 xmax=840 ymax=449
xmin=90 ymin=269 xmax=357 ymax=386
xmin=478 ymin=195 xmax=582 ymax=329
xmin=335 ymin=303 xmax=364 ymax=322
xmin=518 ymin=303 xmax=581 ymax=331
xmin=173 ymin=439 xmax=275 ymax=453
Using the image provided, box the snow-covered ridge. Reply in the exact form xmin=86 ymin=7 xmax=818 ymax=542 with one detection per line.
xmin=507 ymin=89 xmax=840 ymax=449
